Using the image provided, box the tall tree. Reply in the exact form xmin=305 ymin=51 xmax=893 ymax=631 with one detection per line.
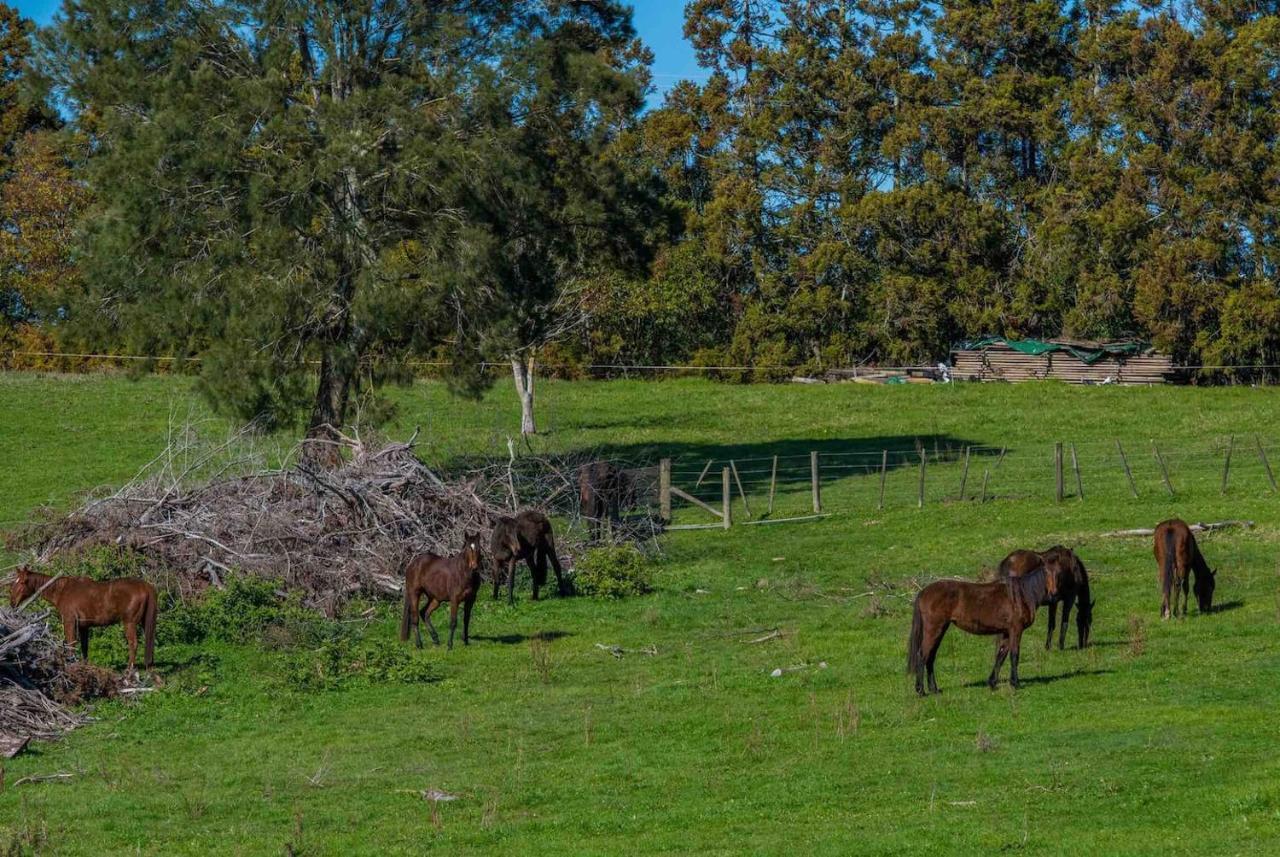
xmin=48 ymin=0 xmax=656 ymax=441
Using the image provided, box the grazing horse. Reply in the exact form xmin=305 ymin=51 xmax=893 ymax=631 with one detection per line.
xmin=578 ymin=461 xmax=632 ymax=539
xmin=906 ymin=566 xmax=1057 ymax=695
xmin=9 ymin=566 xmax=157 ymax=674
xmin=1154 ymin=519 xmax=1216 ymax=619
xmin=997 ymin=546 xmax=1094 ymax=649
xmin=490 ymin=510 xmax=568 ymax=605
xmin=400 ymin=534 xmax=482 ymax=650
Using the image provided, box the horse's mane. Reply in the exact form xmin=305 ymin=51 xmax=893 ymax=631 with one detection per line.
xmin=1007 ymin=566 xmax=1050 ymax=614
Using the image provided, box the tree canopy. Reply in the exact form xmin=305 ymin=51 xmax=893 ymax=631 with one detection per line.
xmin=41 ymin=0 xmax=657 ymax=437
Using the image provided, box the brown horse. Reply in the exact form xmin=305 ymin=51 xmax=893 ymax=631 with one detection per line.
xmin=906 ymin=566 xmax=1057 ymax=695
xmin=578 ymin=461 xmax=633 ymax=539
xmin=490 ymin=510 xmax=568 ymax=604
xmin=997 ymin=546 xmax=1093 ymax=650
xmin=9 ymin=566 xmax=157 ymax=673
xmin=1154 ymin=518 xmax=1216 ymax=619
xmin=400 ymin=534 xmax=482 ymax=650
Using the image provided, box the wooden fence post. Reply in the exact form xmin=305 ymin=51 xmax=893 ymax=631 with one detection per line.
xmin=767 ymin=455 xmax=778 ymax=515
xmin=730 ymin=460 xmax=751 ymax=518
xmin=875 ymin=450 xmax=885 ymax=511
xmin=1257 ymin=435 xmax=1277 ymax=493
xmin=695 ymin=459 xmax=713 ymax=488
xmin=1071 ymin=443 xmax=1083 ymax=501
xmin=980 ymin=469 xmax=991 ymax=503
xmin=810 ymin=451 xmax=822 ymax=513
xmin=1221 ymin=436 xmax=1234 ymax=495
xmin=722 ymin=467 xmax=732 ymax=529
xmin=1054 ymin=442 xmax=1064 ymax=503
xmin=659 ymin=458 xmax=671 ymax=523
xmin=1116 ymin=440 xmax=1138 ymax=498
xmin=1152 ymin=441 xmax=1174 ymax=496
xmin=917 ymin=449 xmax=927 ymax=508
xmin=958 ymin=447 xmax=971 ymax=501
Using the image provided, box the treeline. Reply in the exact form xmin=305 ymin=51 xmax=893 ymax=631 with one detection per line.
xmin=3 ymin=2 xmax=1280 ymax=433
xmin=570 ymin=0 xmax=1280 ymax=377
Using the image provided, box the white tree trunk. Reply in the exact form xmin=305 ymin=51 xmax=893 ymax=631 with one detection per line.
xmin=512 ymin=354 xmax=536 ymax=436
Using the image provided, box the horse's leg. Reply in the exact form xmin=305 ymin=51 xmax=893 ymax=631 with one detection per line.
xmin=920 ymin=621 xmax=948 ymax=695
xmin=124 ymin=621 xmax=139 ymax=675
xmin=63 ymin=618 xmax=78 ymax=649
xmin=422 ymin=599 xmax=442 ymax=645
xmin=463 ymin=595 xmax=475 ymax=646
xmin=529 ymin=553 xmax=541 ymax=602
xmin=988 ymin=635 xmax=1010 ymax=690
xmin=1044 ymin=600 xmax=1057 ymax=650
xmin=77 ymin=623 xmax=90 ymax=662
xmin=1059 ymin=594 xmax=1074 ymax=650
xmin=492 ymin=561 xmax=502 ymax=600
xmin=447 ymin=600 xmax=460 ymax=651
xmin=1181 ymin=576 xmax=1191 ymax=619
xmin=507 ymin=558 xmax=518 ymax=606
xmin=1009 ymin=627 xmax=1025 ymax=689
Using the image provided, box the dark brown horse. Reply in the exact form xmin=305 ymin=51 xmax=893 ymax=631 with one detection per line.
xmin=906 ymin=566 xmax=1057 ymax=694
xmin=490 ymin=510 xmax=568 ymax=604
xmin=1154 ymin=518 xmax=1216 ymax=619
xmin=578 ymin=461 xmax=633 ymax=539
xmin=9 ymin=566 xmax=157 ymax=673
xmin=997 ymin=546 xmax=1093 ymax=649
xmin=400 ymin=534 xmax=482 ymax=650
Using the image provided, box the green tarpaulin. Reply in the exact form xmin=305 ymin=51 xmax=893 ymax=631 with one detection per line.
xmin=956 ymin=337 xmax=1148 ymax=366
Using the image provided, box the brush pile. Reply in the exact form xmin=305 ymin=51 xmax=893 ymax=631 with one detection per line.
xmin=24 ymin=421 xmax=657 ymax=614
xmin=0 ymin=608 xmax=87 ymax=744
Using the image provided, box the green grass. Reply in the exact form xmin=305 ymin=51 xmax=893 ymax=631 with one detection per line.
xmin=4 ymin=373 xmax=1280 ymax=854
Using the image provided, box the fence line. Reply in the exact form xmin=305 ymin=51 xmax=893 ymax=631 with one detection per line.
xmin=652 ymin=435 xmax=1280 ymax=529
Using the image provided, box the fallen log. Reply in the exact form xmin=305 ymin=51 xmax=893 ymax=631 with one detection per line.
xmin=1101 ymin=520 xmax=1254 ymax=538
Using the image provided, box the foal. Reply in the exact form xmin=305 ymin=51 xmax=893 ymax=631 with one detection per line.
xmin=906 ymin=566 xmax=1057 ymax=694
xmin=400 ymin=534 xmax=482 ymax=650
xmin=9 ymin=565 xmax=158 ymax=674
xmin=490 ymin=510 xmax=568 ymax=604
xmin=1154 ymin=518 xmax=1216 ymax=619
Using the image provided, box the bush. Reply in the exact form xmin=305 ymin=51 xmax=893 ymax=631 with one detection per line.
xmin=574 ymin=545 xmax=654 ymax=598
xmin=159 ymin=577 xmax=326 ymax=646
xmin=282 ymin=632 xmax=436 ymax=692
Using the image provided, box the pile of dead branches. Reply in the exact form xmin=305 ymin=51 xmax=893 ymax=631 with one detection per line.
xmin=0 ymin=608 xmax=87 ymax=743
xmin=24 ymin=420 xmax=658 ymax=613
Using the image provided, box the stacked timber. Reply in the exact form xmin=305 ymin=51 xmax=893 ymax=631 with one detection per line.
xmin=951 ymin=339 xmax=1178 ymax=385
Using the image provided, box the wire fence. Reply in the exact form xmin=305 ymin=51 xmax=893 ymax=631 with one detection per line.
xmin=651 ymin=434 xmax=1280 ymax=528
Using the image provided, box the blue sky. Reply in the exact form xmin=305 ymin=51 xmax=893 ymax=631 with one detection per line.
xmin=14 ymin=1 xmax=703 ymax=103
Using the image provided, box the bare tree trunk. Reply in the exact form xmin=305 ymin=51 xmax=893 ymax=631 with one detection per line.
xmin=512 ymin=353 xmax=536 ymax=436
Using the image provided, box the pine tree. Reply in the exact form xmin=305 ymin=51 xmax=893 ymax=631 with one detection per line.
xmin=50 ymin=0 xmax=656 ymax=441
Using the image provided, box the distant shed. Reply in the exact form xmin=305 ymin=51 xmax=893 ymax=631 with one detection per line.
xmin=951 ymin=337 xmax=1179 ymax=385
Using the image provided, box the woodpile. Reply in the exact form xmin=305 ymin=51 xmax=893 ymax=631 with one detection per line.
xmin=951 ymin=340 xmax=1178 ymax=385
xmin=22 ymin=421 xmax=651 ymax=614
xmin=0 ymin=608 xmax=90 ymax=745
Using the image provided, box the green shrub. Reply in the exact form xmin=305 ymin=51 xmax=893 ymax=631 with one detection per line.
xmin=158 ymin=577 xmax=326 ymax=646
xmin=282 ymin=632 xmax=435 ymax=692
xmin=574 ymin=545 xmax=654 ymax=598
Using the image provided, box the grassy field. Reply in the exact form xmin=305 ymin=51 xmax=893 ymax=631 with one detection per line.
xmin=4 ymin=372 xmax=1280 ymax=854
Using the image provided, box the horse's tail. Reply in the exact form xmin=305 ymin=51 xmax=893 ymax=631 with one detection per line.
xmin=143 ymin=587 xmax=158 ymax=669
xmin=906 ymin=595 xmax=924 ymax=676
xmin=1162 ymin=525 xmax=1177 ymax=602
xmin=1075 ymin=571 xmax=1093 ymax=648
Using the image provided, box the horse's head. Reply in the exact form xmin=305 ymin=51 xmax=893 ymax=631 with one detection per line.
xmin=463 ymin=532 xmax=481 ymax=572
xmin=1043 ymin=564 xmax=1059 ymax=599
xmin=9 ymin=565 xmax=32 ymax=607
xmin=1195 ymin=567 xmax=1217 ymax=613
